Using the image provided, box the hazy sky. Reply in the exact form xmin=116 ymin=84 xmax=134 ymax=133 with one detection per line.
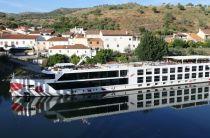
xmin=0 ymin=0 xmax=210 ymax=13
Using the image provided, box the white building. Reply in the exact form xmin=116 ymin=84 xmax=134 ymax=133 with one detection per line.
xmin=0 ymin=34 xmax=44 ymax=49
xmin=46 ymin=37 xmax=69 ymax=49
xmin=197 ymin=28 xmax=210 ymax=40
xmin=100 ymin=30 xmax=140 ymax=53
xmin=48 ymin=44 xmax=96 ymax=57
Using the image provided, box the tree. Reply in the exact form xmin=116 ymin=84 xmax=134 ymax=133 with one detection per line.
xmin=135 ymin=31 xmax=168 ymax=61
xmin=94 ymin=49 xmax=114 ymax=64
xmin=177 ymin=3 xmax=185 ymax=10
xmin=152 ymin=7 xmax=159 ymax=13
xmin=70 ymin=54 xmax=80 ymax=65
xmin=114 ymin=54 xmax=128 ymax=63
xmin=163 ymin=12 xmax=175 ymax=28
xmin=47 ymin=54 xmax=69 ymax=66
xmin=171 ymin=39 xmax=188 ymax=48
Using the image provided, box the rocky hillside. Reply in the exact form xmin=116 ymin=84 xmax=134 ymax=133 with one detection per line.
xmin=1 ymin=3 xmax=210 ymax=33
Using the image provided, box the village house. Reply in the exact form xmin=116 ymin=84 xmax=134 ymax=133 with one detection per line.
xmin=197 ymin=28 xmax=210 ymax=41
xmin=0 ymin=34 xmax=44 ymax=49
xmin=169 ymin=32 xmax=204 ymax=43
xmin=48 ymin=44 xmax=96 ymax=57
xmin=46 ymin=37 xmax=69 ymax=49
xmin=100 ymin=30 xmax=140 ymax=53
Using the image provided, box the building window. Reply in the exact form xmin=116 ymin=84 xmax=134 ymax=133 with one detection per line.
xmin=16 ymin=41 xmax=18 ymax=45
xmin=192 ymin=73 xmax=196 ymax=78
xmin=23 ymin=41 xmax=25 ymax=44
xmin=137 ymin=77 xmax=144 ymax=83
xmin=192 ymin=66 xmax=197 ymax=71
xmin=129 ymin=38 xmax=131 ymax=41
xmin=117 ymin=44 xmax=119 ymax=47
xmin=0 ymin=42 xmax=3 ymax=45
xmin=170 ymin=75 xmax=175 ymax=80
xmin=59 ymin=50 xmax=61 ymax=53
xmin=162 ymin=76 xmax=168 ymax=81
xmin=170 ymin=68 xmax=175 ymax=73
xmin=146 ymin=69 xmax=152 ymax=75
xmin=90 ymin=42 xmax=92 ymax=44
xmin=133 ymin=45 xmax=135 ymax=48
xmin=185 ymin=73 xmax=189 ymax=79
xmin=146 ymin=76 xmax=152 ymax=82
xmin=50 ymin=50 xmax=52 ymax=53
xmin=30 ymin=41 xmax=33 ymax=44
xmin=107 ymin=44 xmax=109 ymax=48
xmin=97 ymin=41 xmax=99 ymax=44
xmin=162 ymin=68 xmax=168 ymax=74
xmin=137 ymin=70 xmax=144 ymax=75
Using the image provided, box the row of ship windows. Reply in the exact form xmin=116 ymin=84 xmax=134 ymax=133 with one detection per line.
xmin=138 ymin=87 xmax=209 ymax=100
xmin=137 ymin=65 xmax=210 ymax=75
xmin=137 ymin=94 xmax=209 ymax=107
xmin=137 ymin=72 xmax=209 ymax=83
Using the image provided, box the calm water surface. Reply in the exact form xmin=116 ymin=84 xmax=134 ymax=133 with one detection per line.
xmin=1 ymin=82 xmax=210 ymax=138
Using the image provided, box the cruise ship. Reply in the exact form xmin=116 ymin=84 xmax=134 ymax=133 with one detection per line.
xmin=10 ymin=55 xmax=210 ymax=96
xmin=12 ymin=83 xmax=210 ymax=122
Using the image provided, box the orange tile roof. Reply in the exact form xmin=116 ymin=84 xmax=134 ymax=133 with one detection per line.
xmin=86 ymin=30 xmax=100 ymax=35
xmin=47 ymin=37 xmax=68 ymax=41
xmin=49 ymin=44 xmax=89 ymax=49
xmin=200 ymin=28 xmax=210 ymax=35
xmin=0 ymin=34 xmax=39 ymax=39
xmin=101 ymin=30 xmax=133 ymax=36
xmin=188 ymin=33 xmax=203 ymax=42
xmin=87 ymin=38 xmax=103 ymax=42
xmin=30 ymin=29 xmax=55 ymax=34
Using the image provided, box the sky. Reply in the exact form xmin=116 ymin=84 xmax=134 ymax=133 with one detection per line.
xmin=0 ymin=0 xmax=210 ymax=13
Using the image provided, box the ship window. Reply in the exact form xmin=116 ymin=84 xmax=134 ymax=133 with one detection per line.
xmin=191 ymin=88 xmax=196 ymax=94
xmin=154 ymin=100 xmax=159 ymax=105
xmin=120 ymin=70 xmax=128 ymax=77
xmin=154 ymin=68 xmax=160 ymax=74
xmin=184 ymin=96 xmax=189 ymax=101
xmin=198 ymin=88 xmax=203 ymax=93
xmin=178 ymin=67 xmax=183 ymax=72
xmin=177 ymin=97 xmax=182 ymax=102
xmin=146 ymin=76 xmax=152 ymax=82
xmin=192 ymin=73 xmax=196 ymax=78
xmin=146 ymin=69 xmax=152 ymax=75
xmin=59 ymin=71 xmax=119 ymax=81
xmin=170 ymin=75 xmax=175 ymax=80
xmin=199 ymin=66 xmax=203 ymax=71
xmin=191 ymin=95 xmax=196 ymax=100
xmin=137 ymin=70 xmax=144 ymax=75
xmin=170 ymin=91 xmax=175 ymax=96
xmin=170 ymin=98 xmax=175 ymax=103
xmin=192 ymin=66 xmax=197 ymax=71
xmin=170 ymin=68 xmax=175 ymax=73
xmin=177 ymin=90 xmax=182 ymax=95
xmin=162 ymin=92 xmax=167 ymax=97
xmin=185 ymin=67 xmax=190 ymax=72
xmin=137 ymin=77 xmax=144 ymax=83
xmin=137 ymin=94 xmax=143 ymax=100
xmin=185 ymin=74 xmax=190 ymax=79
xmin=205 ymin=87 xmax=209 ymax=92
xmin=205 ymin=72 xmax=209 ymax=77
xmin=49 ymin=78 xmax=128 ymax=90
xmin=154 ymin=76 xmax=160 ymax=82
xmin=162 ymin=99 xmax=167 ymax=104
xmin=162 ymin=76 xmax=168 ymax=81
xmin=154 ymin=93 xmax=160 ymax=98
xmin=199 ymin=73 xmax=203 ymax=78
xmin=184 ymin=89 xmax=189 ymax=94
xmin=146 ymin=93 xmax=152 ymax=99
xmin=162 ymin=68 xmax=168 ymax=74
xmin=177 ymin=74 xmax=182 ymax=80
xmin=205 ymin=65 xmax=210 ymax=70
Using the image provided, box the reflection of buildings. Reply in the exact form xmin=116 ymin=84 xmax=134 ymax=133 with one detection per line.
xmin=12 ymin=83 xmax=210 ymax=123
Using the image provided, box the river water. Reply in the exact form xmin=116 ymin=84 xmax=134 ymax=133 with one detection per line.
xmin=1 ymin=82 xmax=210 ymax=138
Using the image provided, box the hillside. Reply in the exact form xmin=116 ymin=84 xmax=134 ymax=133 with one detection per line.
xmin=1 ymin=3 xmax=210 ymax=33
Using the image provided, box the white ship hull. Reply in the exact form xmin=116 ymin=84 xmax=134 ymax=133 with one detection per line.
xmin=10 ymin=61 xmax=210 ymax=97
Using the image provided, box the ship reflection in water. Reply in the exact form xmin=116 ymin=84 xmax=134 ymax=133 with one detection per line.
xmin=12 ymin=83 xmax=210 ymax=123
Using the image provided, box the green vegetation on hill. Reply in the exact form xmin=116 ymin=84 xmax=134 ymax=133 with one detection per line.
xmin=1 ymin=3 xmax=210 ymax=33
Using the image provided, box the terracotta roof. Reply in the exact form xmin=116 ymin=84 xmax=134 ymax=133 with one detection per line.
xmin=188 ymin=33 xmax=203 ymax=42
xmin=49 ymin=44 xmax=89 ymax=49
xmin=101 ymin=30 xmax=133 ymax=36
xmin=47 ymin=37 xmax=68 ymax=41
xmin=86 ymin=30 xmax=100 ymax=35
xmin=87 ymin=38 xmax=103 ymax=42
xmin=200 ymin=28 xmax=210 ymax=35
xmin=30 ymin=29 xmax=55 ymax=34
xmin=0 ymin=34 xmax=39 ymax=39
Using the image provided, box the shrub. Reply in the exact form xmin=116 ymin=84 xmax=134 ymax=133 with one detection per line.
xmin=177 ymin=3 xmax=185 ymax=10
